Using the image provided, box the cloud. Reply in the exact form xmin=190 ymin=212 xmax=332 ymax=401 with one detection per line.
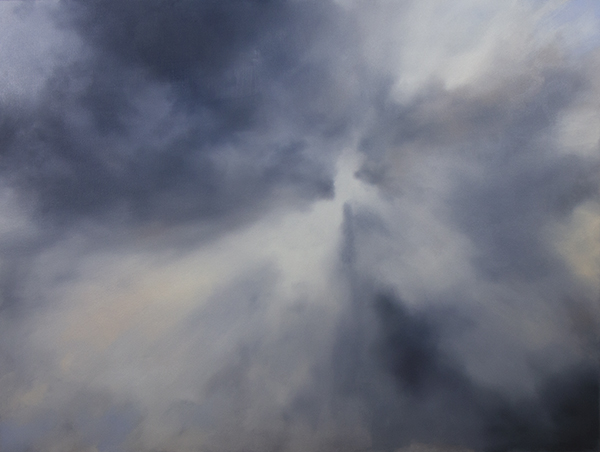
xmin=0 ymin=1 xmax=598 ymax=451
xmin=1 ymin=0 xmax=362 ymax=230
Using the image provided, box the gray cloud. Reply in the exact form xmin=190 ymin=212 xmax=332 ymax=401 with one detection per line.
xmin=332 ymin=205 xmax=599 ymax=451
xmin=1 ymin=0 xmax=362 ymax=229
xmin=0 ymin=1 xmax=599 ymax=452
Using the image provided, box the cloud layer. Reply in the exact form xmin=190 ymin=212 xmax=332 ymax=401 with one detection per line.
xmin=0 ymin=1 xmax=598 ymax=451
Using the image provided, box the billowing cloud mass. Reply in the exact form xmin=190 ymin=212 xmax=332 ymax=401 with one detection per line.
xmin=0 ymin=1 xmax=599 ymax=451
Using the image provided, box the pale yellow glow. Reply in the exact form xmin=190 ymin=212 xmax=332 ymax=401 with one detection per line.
xmin=556 ymin=106 xmax=600 ymax=157
xmin=557 ymin=201 xmax=600 ymax=293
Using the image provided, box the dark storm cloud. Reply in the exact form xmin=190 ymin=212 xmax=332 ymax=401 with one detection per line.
xmin=451 ymin=150 xmax=598 ymax=281
xmin=372 ymin=293 xmax=598 ymax=452
xmin=346 ymin=54 xmax=600 ymax=451
xmin=330 ymin=202 xmax=599 ymax=452
xmin=1 ymin=2 xmax=599 ymax=452
xmin=356 ymin=67 xmax=600 ymax=282
xmin=0 ymin=0 xmax=359 ymax=227
xmin=331 ymin=282 xmax=599 ymax=452
xmin=447 ymin=76 xmax=599 ymax=282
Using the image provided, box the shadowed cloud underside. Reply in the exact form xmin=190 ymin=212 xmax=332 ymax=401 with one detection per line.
xmin=0 ymin=1 xmax=598 ymax=451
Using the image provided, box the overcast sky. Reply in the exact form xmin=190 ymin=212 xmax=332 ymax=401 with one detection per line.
xmin=0 ymin=1 xmax=599 ymax=451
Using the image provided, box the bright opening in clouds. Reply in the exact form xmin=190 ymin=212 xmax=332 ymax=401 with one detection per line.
xmin=0 ymin=1 xmax=599 ymax=451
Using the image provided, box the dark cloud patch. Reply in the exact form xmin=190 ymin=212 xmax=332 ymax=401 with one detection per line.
xmin=374 ymin=293 xmax=446 ymax=396
xmin=445 ymin=72 xmax=598 ymax=281
xmin=483 ymin=364 xmax=599 ymax=452
xmin=451 ymin=151 xmax=598 ymax=281
xmin=65 ymin=0 xmax=260 ymax=82
xmin=333 ymin=287 xmax=599 ymax=452
xmin=355 ymin=67 xmax=600 ymax=282
xmin=332 ymin=205 xmax=598 ymax=450
xmin=0 ymin=0 xmax=357 ymax=228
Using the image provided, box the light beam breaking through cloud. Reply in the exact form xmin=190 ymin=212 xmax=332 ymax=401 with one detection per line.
xmin=0 ymin=1 xmax=599 ymax=451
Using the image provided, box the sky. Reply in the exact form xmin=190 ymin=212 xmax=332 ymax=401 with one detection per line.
xmin=0 ymin=1 xmax=599 ymax=451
